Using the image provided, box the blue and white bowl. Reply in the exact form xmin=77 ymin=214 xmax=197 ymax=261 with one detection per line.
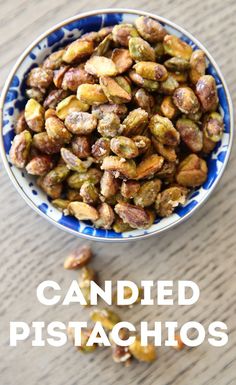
xmin=0 ymin=9 xmax=233 ymax=241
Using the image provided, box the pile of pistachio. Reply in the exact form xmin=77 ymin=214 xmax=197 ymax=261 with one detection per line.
xmin=10 ymin=16 xmax=224 ymax=231
xmin=65 ymin=245 xmax=184 ymax=365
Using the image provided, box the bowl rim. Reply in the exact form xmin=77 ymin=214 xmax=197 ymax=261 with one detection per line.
xmin=0 ymin=8 xmax=234 ymax=242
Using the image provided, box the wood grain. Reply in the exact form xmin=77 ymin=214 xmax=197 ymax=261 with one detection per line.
xmin=0 ymin=1 xmax=236 ymax=384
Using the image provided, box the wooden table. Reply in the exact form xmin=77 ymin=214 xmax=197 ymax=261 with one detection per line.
xmin=1 ymin=1 xmax=236 ymax=384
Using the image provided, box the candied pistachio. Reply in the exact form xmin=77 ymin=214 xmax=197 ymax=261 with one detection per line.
xmin=115 ymin=76 xmax=131 ymax=94
xmin=80 ymin=181 xmax=99 ymax=205
xmin=10 ymin=130 xmax=32 ymax=168
xmin=101 ymin=156 xmax=137 ymax=179
xmin=136 ymin=154 xmax=164 ymax=180
xmin=68 ymin=201 xmax=99 ymax=221
xmin=99 ymin=76 xmax=131 ymax=104
xmin=85 ymin=56 xmax=118 ymax=76
xmin=202 ymin=134 xmax=216 ymax=154
xmin=203 ymin=112 xmax=224 ymax=142
xmin=98 ymin=26 xmax=114 ymax=40
xmin=43 ymin=89 xmax=68 ymax=109
xmin=135 ymin=16 xmax=166 ymax=43
xmin=155 ymin=186 xmax=188 ymax=217
xmin=67 ymin=189 xmax=82 ymax=201
xmin=92 ymin=103 xmax=128 ymax=120
xmin=121 ymin=180 xmax=140 ymax=199
xmin=155 ymin=161 xmax=176 ymax=181
xmin=60 ymin=148 xmax=87 ymax=172
xmin=63 ymin=40 xmax=94 ymax=63
xmin=189 ymin=49 xmax=206 ymax=84
xmin=77 ymin=84 xmax=108 ymax=105
xmin=176 ymin=118 xmax=203 ymax=152
xmin=176 ymin=154 xmax=208 ymax=187
xmin=196 ymin=75 xmax=219 ymax=112
xmin=65 ymin=111 xmax=97 ymax=135
xmin=45 ymin=164 xmax=70 ymax=184
xmin=27 ymin=67 xmax=53 ymax=90
xmin=134 ymin=179 xmax=161 ymax=207
xmin=61 ymin=66 xmax=96 ymax=92
xmin=37 ymin=176 xmax=62 ymax=199
xmin=71 ymin=136 xmax=91 ymax=159
xmin=93 ymin=203 xmax=115 ymax=229
xmin=26 ymin=155 xmax=53 ymax=175
xmin=154 ymin=42 xmax=165 ymax=61
xmin=164 ymin=57 xmax=190 ymax=72
xmin=161 ymin=96 xmax=178 ymax=119
xmin=132 ymin=135 xmax=151 ymax=155
xmin=129 ymin=336 xmax=156 ymax=362
xmin=134 ymin=88 xmax=155 ymax=114
xmin=26 ymin=87 xmax=45 ymax=103
xmin=53 ymin=65 xmax=69 ymax=88
xmin=173 ymin=87 xmax=200 ymax=114
xmin=163 ymin=34 xmax=193 ymax=59
xmin=182 ymin=110 xmax=202 ymax=122
xmin=152 ymin=136 xmax=177 ymax=162
xmin=52 ymin=199 xmax=70 ymax=211
xmin=79 ymin=31 xmax=100 ymax=43
xmin=159 ymin=75 xmax=179 ymax=95
xmin=100 ymin=171 xmax=119 ymax=198
xmin=43 ymin=50 xmax=65 ymax=70
xmin=129 ymin=37 xmax=155 ymax=62
xmin=67 ymin=168 xmax=102 ymax=189
xmin=134 ymin=61 xmax=168 ymax=81
xmin=97 ymin=113 xmax=121 ymax=137
xmin=45 ymin=108 xmax=59 ymax=120
xmin=115 ymin=202 xmax=153 ymax=229
xmin=129 ymin=70 xmax=159 ymax=92
xmin=24 ymin=98 xmax=44 ymax=132
xmin=110 ymin=136 xmax=139 ymax=159
xmin=32 ymin=132 xmax=62 ymax=154
xmin=171 ymin=71 xmax=188 ymax=83
xmin=92 ymin=34 xmax=112 ymax=56
xmin=121 ymin=108 xmax=149 ymax=137
xmin=56 ymin=95 xmax=89 ymax=120
xmin=15 ymin=112 xmax=28 ymax=134
xmin=149 ymin=114 xmax=180 ymax=146
xmin=91 ymin=138 xmax=111 ymax=162
xmin=113 ymin=216 xmax=133 ymax=232
xmin=111 ymin=49 xmax=133 ymax=74
xmin=45 ymin=116 xmax=72 ymax=144
xmin=112 ymin=24 xmax=139 ymax=47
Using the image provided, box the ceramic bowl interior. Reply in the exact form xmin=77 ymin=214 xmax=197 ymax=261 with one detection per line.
xmin=0 ymin=9 xmax=233 ymax=241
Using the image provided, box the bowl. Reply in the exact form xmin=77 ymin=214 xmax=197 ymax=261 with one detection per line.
xmin=0 ymin=9 xmax=233 ymax=242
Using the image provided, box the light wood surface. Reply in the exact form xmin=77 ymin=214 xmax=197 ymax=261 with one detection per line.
xmin=0 ymin=1 xmax=236 ymax=384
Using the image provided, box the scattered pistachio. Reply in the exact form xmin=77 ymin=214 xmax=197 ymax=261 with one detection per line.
xmin=64 ymin=245 xmax=92 ymax=270
xmin=90 ymin=308 xmax=121 ymax=330
xmin=129 ymin=336 xmax=157 ymax=362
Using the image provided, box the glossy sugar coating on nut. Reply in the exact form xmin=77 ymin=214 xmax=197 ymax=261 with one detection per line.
xmin=10 ymin=16 xmax=224 ymax=230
